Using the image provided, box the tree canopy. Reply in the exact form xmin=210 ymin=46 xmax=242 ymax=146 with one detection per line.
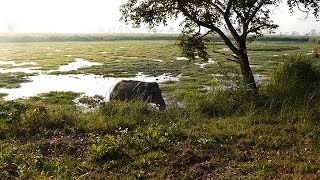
xmin=121 ymin=0 xmax=320 ymax=93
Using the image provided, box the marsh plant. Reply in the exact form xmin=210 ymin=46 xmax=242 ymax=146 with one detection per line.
xmin=312 ymin=47 xmax=319 ymax=58
xmin=265 ymin=56 xmax=320 ymax=102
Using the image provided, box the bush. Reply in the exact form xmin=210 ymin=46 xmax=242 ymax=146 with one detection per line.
xmin=266 ymin=56 xmax=320 ymax=100
xmin=262 ymin=56 xmax=320 ymax=116
xmin=0 ymin=101 xmax=82 ymax=137
xmin=185 ymin=89 xmax=256 ymax=118
xmin=98 ymin=100 xmax=151 ymax=128
xmin=89 ymin=135 xmax=126 ymax=162
xmin=313 ymin=48 xmax=319 ymax=58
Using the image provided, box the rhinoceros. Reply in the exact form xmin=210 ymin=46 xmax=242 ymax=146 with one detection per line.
xmin=110 ymin=80 xmax=166 ymax=110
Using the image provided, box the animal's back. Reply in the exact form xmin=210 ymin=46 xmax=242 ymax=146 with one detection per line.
xmin=110 ymin=80 xmax=141 ymax=100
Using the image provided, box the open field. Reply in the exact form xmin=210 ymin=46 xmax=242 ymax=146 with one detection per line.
xmin=1 ymin=35 xmax=320 ymax=179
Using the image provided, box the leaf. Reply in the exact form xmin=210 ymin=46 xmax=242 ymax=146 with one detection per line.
xmin=151 ymin=131 xmax=158 ymax=138
xmin=91 ymin=144 xmax=97 ymax=150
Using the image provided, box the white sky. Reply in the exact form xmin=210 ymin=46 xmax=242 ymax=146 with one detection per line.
xmin=0 ymin=0 xmax=319 ymax=34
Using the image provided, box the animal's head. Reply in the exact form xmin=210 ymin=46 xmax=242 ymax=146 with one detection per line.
xmin=139 ymin=82 xmax=166 ymax=110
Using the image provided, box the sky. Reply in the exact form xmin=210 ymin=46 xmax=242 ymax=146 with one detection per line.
xmin=0 ymin=0 xmax=319 ymax=35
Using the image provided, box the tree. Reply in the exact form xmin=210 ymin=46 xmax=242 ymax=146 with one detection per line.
xmin=120 ymin=0 xmax=320 ymax=94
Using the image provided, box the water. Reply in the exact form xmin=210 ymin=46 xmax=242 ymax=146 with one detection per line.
xmin=194 ymin=59 xmax=216 ymax=69
xmin=176 ymin=57 xmax=188 ymax=61
xmin=218 ymin=48 xmax=230 ymax=52
xmin=0 ymin=58 xmax=180 ymax=101
xmin=0 ymin=67 xmax=42 ymax=74
xmin=0 ymin=58 xmax=103 ymax=74
xmin=212 ymin=73 xmax=267 ymax=85
xmin=306 ymin=52 xmax=320 ymax=56
xmin=0 ymin=73 xmax=180 ymax=101
xmin=250 ymin=64 xmax=262 ymax=68
xmin=55 ymin=58 xmax=102 ymax=72
xmin=0 ymin=60 xmax=41 ymax=74
xmin=153 ymin=59 xmax=164 ymax=62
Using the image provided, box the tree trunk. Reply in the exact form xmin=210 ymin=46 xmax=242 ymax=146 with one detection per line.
xmin=237 ymin=53 xmax=258 ymax=94
xmin=220 ymin=34 xmax=258 ymax=94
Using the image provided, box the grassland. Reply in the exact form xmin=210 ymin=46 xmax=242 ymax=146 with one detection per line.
xmin=0 ymin=34 xmax=320 ymax=179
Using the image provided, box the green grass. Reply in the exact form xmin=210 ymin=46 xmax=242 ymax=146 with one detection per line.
xmin=28 ymin=91 xmax=80 ymax=105
xmin=1 ymin=36 xmax=320 ymax=179
xmin=0 ymin=73 xmax=32 ymax=88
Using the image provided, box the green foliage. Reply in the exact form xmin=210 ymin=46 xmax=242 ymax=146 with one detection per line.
xmin=312 ymin=47 xmax=319 ymax=58
xmin=29 ymin=91 xmax=80 ymax=105
xmin=99 ymin=100 xmax=151 ymax=128
xmin=2 ymin=40 xmax=320 ymax=178
xmin=185 ymin=89 xmax=255 ymax=118
xmin=78 ymin=95 xmax=104 ymax=108
xmin=0 ymin=147 xmax=22 ymax=179
xmin=0 ymin=101 xmax=27 ymax=125
xmin=88 ymin=122 xmax=181 ymax=164
xmin=0 ymin=73 xmax=31 ymax=88
xmin=309 ymin=37 xmax=320 ymax=44
xmin=0 ymin=101 xmax=81 ymax=137
xmin=121 ymin=0 xmax=320 ymax=92
xmin=89 ymin=134 xmax=126 ymax=162
xmin=266 ymin=56 xmax=320 ymax=101
xmin=177 ymin=33 xmax=210 ymax=61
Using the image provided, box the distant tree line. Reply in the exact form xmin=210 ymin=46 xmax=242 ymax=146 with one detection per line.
xmin=256 ymin=36 xmax=318 ymax=43
xmin=0 ymin=33 xmax=178 ymax=43
xmin=0 ymin=33 xmax=318 ymax=43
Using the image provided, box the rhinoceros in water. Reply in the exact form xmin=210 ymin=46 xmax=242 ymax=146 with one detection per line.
xmin=110 ymin=80 xmax=166 ymax=110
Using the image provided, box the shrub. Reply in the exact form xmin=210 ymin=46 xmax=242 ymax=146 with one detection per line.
xmin=98 ymin=100 xmax=151 ymax=128
xmin=312 ymin=48 xmax=319 ymax=58
xmin=89 ymin=135 xmax=125 ymax=162
xmin=185 ymin=89 xmax=256 ymax=118
xmin=266 ymin=56 xmax=320 ymax=100
xmin=262 ymin=56 xmax=320 ymax=116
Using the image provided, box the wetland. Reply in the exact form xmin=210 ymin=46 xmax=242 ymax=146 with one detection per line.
xmin=1 ymin=34 xmax=320 ymax=179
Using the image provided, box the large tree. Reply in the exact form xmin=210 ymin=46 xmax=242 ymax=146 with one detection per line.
xmin=120 ymin=0 xmax=320 ymax=94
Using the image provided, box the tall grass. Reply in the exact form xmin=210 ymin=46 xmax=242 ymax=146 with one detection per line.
xmin=2 ymin=56 xmax=320 ymax=178
xmin=265 ymin=56 xmax=320 ymax=103
xmin=313 ymin=47 xmax=319 ymax=58
xmin=0 ymin=56 xmax=319 ymax=137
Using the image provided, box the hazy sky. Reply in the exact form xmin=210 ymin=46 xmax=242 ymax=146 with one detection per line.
xmin=0 ymin=0 xmax=319 ymax=34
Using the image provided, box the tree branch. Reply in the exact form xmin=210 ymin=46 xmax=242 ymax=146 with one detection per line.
xmin=208 ymin=0 xmax=224 ymax=14
xmin=224 ymin=0 xmax=241 ymax=41
xmin=177 ymin=0 xmax=241 ymax=55
xmin=213 ymin=50 xmax=239 ymax=64
xmin=247 ymin=1 xmax=264 ymax=24
xmin=247 ymin=23 xmax=276 ymax=34
xmin=242 ymin=0 xmax=261 ymax=35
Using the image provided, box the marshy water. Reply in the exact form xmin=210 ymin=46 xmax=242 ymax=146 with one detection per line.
xmin=55 ymin=58 xmax=103 ymax=72
xmin=0 ymin=57 xmax=267 ymax=110
xmin=0 ymin=73 xmax=180 ymax=101
xmin=0 ymin=60 xmax=41 ymax=74
xmin=0 ymin=58 xmax=180 ymax=101
xmin=195 ymin=59 xmax=217 ymax=69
